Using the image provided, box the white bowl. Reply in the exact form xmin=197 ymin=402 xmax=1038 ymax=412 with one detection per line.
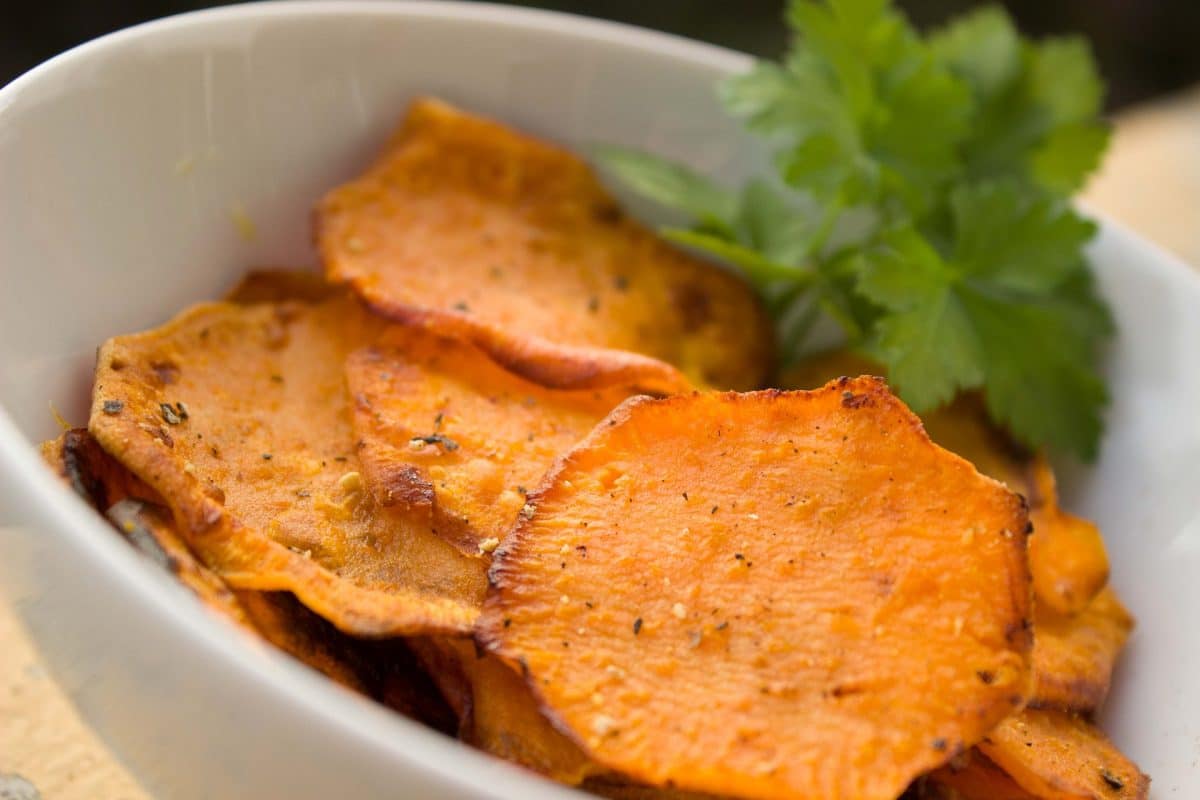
xmin=0 ymin=3 xmax=1196 ymax=797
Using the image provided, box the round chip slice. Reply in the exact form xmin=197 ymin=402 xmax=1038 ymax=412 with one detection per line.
xmin=480 ymin=378 xmax=1033 ymax=800
xmin=89 ymin=294 xmax=487 ymax=637
xmin=979 ymin=709 xmax=1149 ymax=800
xmin=1031 ymin=587 xmax=1133 ymax=713
xmin=317 ymin=97 xmax=773 ymax=394
xmin=346 ymin=328 xmax=639 ymax=555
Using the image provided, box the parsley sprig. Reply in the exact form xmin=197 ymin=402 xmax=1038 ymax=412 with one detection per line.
xmin=600 ymin=0 xmax=1113 ymax=459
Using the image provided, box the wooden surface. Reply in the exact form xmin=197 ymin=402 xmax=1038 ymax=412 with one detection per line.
xmin=2 ymin=96 xmax=1198 ymax=800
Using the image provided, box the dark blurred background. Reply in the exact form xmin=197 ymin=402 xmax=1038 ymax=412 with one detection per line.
xmin=4 ymin=0 xmax=1199 ymax=110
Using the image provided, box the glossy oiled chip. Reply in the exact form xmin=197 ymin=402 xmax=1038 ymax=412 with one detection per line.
xmin=1032 ymin=588 xmax=1133 ymax=712
xmin=480 ymin=379 xmax=1033 ymax=800
xmin=979 ymin=709 xmax=1149 ymax=800
xmin=411 ymin=638 xmax=600 ymax=784
xmin=346 ymin=328 xmax=637 ymax=554
xmin=89 ymin=295 xmax=487 ymax=637
xmin=926 ymin=751 xmax=1038 ymax=800
xmin=318 ymin=97 xmax=772 ymax=393
xmin=785 ymin=350 xmax=1110 ymax=615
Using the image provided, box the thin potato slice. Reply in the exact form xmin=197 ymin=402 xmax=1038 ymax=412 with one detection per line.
xmin=108 ymin=498 xmax=254 ymax=627
xmin=412 ymin=638 xmax=601 ymax=784
xmin=925 ymin=751 xmax=1038 ymax=799
xmin=42 ymin=429 xmax=251 ymax=625
xmin=582 ymin=779 xmax=732 ymax=800
xmin=480 ymin=378 xmax=1033 ymax=800
xmin=89 ymin=295 xmax=487 ymax=637
xmin=1025 ymin=461 xmax=1110 ymax=616
xmin=43 ymin=429 xmax=456 ymax=726
xmin=783 ymin=350 xmax=1110 ymax=614
xmin=1032 ymin=588 xmax=1133 ymax=712
xmin=978 ymin=709 xmax=1149 ymax=800
xmin=224 ymin=268 xmax=338 ymax=305
xmin=346 ymin=328 xmax=637 ymax=554
xmin=110 ymin=501 xmax=456 ymax=726
xmin=317 ymin=97 xmax=772 ymax=393
xmin=41 ymin=428 xmax=159 ymax=510
xmin=237 ymin=592 xmax=457 ymax=732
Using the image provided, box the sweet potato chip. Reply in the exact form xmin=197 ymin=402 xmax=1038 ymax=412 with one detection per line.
xmin=44 ymin=429 xmax=456 ymax=723
xmin=238 ymin=592 xmax=457 ymax=731
xmin=1025 ymin=461 xmax=1110 ymax=616
xmin=317 ymin=97 xmax=772 ymax=394
xmin=41 ymin=428 xmax=159 ymax=510
xmin=582 ymin=779 xmax=731 ymax=800
xmin=784 ymin=351 xmax=1110 ymax=614
xmin=925 ymin=751 xmax=1038 ymax=800
xmin=43 ymin=429 xmax=251 ymax=625
xmin=412 ymin=638 xmax=600 ymax=784
xmin=978 ymin=709 xmax=1149 ymax=800
xmin=224 ymin=268 xmax=338 ymax=305
xmin=89 ymin=295 xmax=487 ymax=637
xmin=346 ymin=328 xmax=637 ymax=554
xmin=1032 ymin=588 xmax=1133 ymax=713
xmin=108 ymin=498 xmax=254 ymax=627
xmin=480 ymin=379 xmax=1033 ymax=800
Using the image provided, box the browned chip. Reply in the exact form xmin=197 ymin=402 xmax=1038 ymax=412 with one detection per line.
xmin=412 ymin=638 xmax=600 ymax=784
xmin=43 ymin=430 xmax=457 ymax=726
xmin=237 ymin=592 xmax=457 ymax=731
xmin=582 ymin=779 xmax=732 ymax=799
xmin=346 ymin=328 xmax=637 ymax=554
xmin=480 ymin=379 xmax=1032 ymax=800
xmin=979 ymin=709 xmax=1149 ymax=800
xmin=224 ymin=268 xmax=339 ymax=305
xmin=108 ymin=498 xmax=254 ymax=627
xmin=89 ymin=294 xmax=487 ymax=637
xmin=317 ymin=97 xmax=772 ymax=394
xmin=1032 ymin=587 xmax=1133 ymax=713
xmin=925 ymin=751 xmax=1039 ymax=799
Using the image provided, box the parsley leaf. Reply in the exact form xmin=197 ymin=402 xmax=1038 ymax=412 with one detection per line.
xmin=934 ymin=9 xmax=1110 ymax=193
xmin=594 ymin=146 xmax=736 ymax=233
xmin=600 ymin=0 xmax=1113 ymax=459
xmin=858 ymin=181 xmax=1108 ymax=455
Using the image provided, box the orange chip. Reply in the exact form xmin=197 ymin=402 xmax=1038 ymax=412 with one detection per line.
xmin=1032 ymin=587 xmax=1133 ymax=713
xmin=224 ymin=268 xmax=338 ymax=305
xmin=43 ymin=429 xmax=251 ymax=626
xmin=107 ymin=498 xmax=254 ymax=628
xmin=979 ymin=709 xmax=1149 ymax=800
xmin=237 ymin=592 xmax=457 ymax=731
xmin=784 ymin=351 xmax=1110 ymax=615
xmin=582 ymin=779 xmax=732 ymax=800
xmin=317 ymin=97 xmax=772 ymax=394
xmin=41 ymin=428 xmax=159 ymax=510
xmin=89 ymin=294 xmax=487 ymax=637
xmin=44 ymin=431 xmax=456 ymax=726
xmin=346 ymin=328 xmax=638 ymax=554
xmin=412 ymin=638 xmax=600 ymax=784
xmin=925 ymin=751 xmax=1038 ymax=799
xmin=1024 ymin=460 xmax=1110 ymax=616
xmin=480 ymin=379 xmax=1033 ymax=800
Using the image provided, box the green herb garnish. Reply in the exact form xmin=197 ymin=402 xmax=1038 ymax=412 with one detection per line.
xmin=600 ymin=0 xmax=1112 ymax=459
